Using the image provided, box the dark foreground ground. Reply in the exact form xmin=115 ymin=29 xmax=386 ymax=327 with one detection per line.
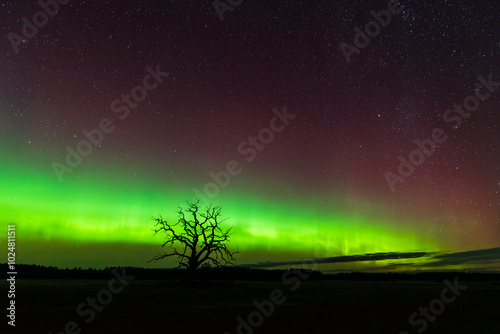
xmin=2 ymin=279 xmax=500 ymax=334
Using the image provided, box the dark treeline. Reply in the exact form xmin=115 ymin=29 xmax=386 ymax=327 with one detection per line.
xmin=3 ymin=263 xmax=500 ymax=282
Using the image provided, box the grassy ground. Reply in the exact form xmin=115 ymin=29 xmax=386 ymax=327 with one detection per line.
xmin=2 ymin=279 xmax=500 ymax=334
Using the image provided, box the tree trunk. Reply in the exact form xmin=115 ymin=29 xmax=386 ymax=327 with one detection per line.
xmin=186 ymin=261 xmax=198 ymax=282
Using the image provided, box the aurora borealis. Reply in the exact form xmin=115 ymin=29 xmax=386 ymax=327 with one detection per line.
xmin=1 ymin=0 xmax=499 ymax=272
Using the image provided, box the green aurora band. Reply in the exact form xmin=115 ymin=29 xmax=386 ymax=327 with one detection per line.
xmin=1 ymin=149 xmax=450 ymax=270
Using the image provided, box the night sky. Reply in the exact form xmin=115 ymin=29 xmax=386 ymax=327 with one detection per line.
xmin=1 ymin=0 xmax=499 ymax=272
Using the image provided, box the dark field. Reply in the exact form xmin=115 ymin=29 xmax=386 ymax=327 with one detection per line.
xmin=3 ymin=279 xmax=500 ymax=334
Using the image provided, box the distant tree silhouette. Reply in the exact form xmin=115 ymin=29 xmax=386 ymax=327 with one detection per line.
xmin=149 ymin=199 xmax=238 ymax=279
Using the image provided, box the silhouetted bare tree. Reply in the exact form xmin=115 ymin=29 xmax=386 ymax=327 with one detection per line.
xmin=149 ymin=199 xmax=238 ymax=279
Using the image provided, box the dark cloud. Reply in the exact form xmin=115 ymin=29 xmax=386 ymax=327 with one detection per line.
xmin=422 ymin=247 xmax=500 ymax=267
xmin=240 ymin=251 xmax=433 ymax=268
xmin=240 ymin=248 xmax=500 ymax=271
